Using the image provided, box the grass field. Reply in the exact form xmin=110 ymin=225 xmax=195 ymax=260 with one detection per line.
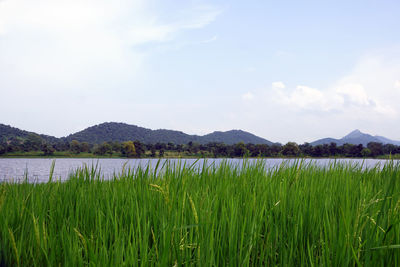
xmin=1 ymin=160 xmax=400 ymax=266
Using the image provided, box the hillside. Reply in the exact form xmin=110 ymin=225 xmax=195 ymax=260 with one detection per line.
xmin=0 ymin=123 xmax=58 ymax=143
xmin=2 ymin=123 xmax=400 ymax=147
xmin=64 ymin=122 xmax=200 ymax=144
xmin=311 ymin=129 xmax=400 ymax=146
xmin=64 ymin=122 xmax=274 ymax=145
xmin=202 ymin=130 xmax=274 ymax=145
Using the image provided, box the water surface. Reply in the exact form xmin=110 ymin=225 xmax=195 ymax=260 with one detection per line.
xmin=0 ymin=158 xmax=396 ymax=183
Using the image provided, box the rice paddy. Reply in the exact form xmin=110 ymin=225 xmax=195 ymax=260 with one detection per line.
xmin=1 ymin=160 xmax=400 ymax=266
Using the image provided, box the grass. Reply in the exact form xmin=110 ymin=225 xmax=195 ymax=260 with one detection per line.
xmin=0 ymin=159 xmax=400 ymax=266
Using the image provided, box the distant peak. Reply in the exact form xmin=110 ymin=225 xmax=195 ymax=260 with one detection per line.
xmin=343 ymin=129 xmax=364 ymax=139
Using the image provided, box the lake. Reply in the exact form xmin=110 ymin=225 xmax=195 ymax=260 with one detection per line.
xmin=0 ymin=158 xmax=397 ymax=183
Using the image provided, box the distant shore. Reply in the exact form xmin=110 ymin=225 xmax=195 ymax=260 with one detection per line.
xmin=1 ymin=151 xmax=399 ymax=160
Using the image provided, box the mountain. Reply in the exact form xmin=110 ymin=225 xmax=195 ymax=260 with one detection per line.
xmin=65 ymin=122 xmax=274 ymax=145
xmin=2 ymin=123 xmax=400 ymax=147
xmin=375 ymin=136 xmax=400 ymax=146
xmin=1 ymin=122 xmax=274 ymax=145
xmin=64 ymin=122 xmax=199 ymax=144
xmin=311 ymin=129 xmax=400 ymax=146
xmin=0 ymin=123 xmax=58 ymax=143
xmin=202 ymin=130 xmax=273 ymax=145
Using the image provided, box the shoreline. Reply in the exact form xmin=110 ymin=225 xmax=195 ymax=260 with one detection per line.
xmin=0 ymin=155 xmax=399 ymax=160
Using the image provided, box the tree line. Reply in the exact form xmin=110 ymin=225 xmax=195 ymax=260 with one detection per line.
xmin=1 ymin=133 xmax=400 ymax=158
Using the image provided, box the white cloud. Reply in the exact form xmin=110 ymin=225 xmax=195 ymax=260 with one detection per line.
xmin=0 ymin=0 xmax=219 ymax=43
xmin=286 ymin=85 xmax=326 ymax=109
xmin=272 ymin=81 xmax=285 ymax=89
xmin=395 ymin=80 xmax=400 ymax=89
xmin=335 ymin=83 xmax=371 ymax=106
xmin=0 ymin=0 xmax=220 ymax=88
xmin=271 ymin=52 xmax=400 ymax=118
xmin=242 ymin=92 xmax=254 ymax=100
xmin=0 ymin=0 xmax=221 ymax=137
xmin=273 ymin=82 xmax=396 ymax=116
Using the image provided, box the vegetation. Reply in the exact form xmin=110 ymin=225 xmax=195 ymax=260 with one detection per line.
xmin=64 ymin=122 xmax=273 ymax=145
xmin=1 ymin=137 xmax=400 ymax=159
xmin=1 ymin=160 xmax=400 ymax=265
xmin=0 ymin=124 xmax=58 ymax=144
xmin=1 ymin=122 xmax=273 ymax=146
xmin=311 ymin=129 xmax=400 ymax=147
xmin=2 ymin=123 xmax=400 ymax=159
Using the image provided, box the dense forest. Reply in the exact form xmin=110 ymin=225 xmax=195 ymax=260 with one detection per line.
xmin=1 ymin=123 xmax=400 ymax=158
xmin=0 ymin=122 xmax=274 ymax=145
xmin=1 ymin=133 xmax=400 ymax=158
xmin=64 ymin=122 xmax=274 ymax=145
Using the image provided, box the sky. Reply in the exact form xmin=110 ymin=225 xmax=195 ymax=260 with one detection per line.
xmin=1 ymin=0 xmax=400 ymax=144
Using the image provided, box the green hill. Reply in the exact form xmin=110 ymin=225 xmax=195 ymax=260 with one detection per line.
xmin=64 ymin=122 xmax=274 ymax=145
xmin=0 ymin=123 xmax=58 ymax=144
xmin=0 ymin=122 xmax=275 ymax=145
xmin=202 ymin=130 xmax=273 ymax=145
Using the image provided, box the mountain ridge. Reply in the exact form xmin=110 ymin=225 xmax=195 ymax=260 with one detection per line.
xmin=0 ymin=122 xmax=275 ymax=145
xmin=0 ymin=123 xmax=59 ymax=143
xmin=311 ymin=129 xmax=400 ymax=146
xmin=2 ymin=123 xmax=400 ymax=146
xmin=64 ymin=122 xmax=275 ymax=145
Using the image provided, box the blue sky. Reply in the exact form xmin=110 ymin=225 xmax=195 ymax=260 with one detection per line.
xmin=1 ymin=0 xmax=399 ymax=143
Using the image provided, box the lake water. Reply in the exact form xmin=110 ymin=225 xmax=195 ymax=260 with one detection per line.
xmin=0 ymin=158 xmax=397 ymax=183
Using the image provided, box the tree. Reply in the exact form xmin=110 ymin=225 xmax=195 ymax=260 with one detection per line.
xmin=176 ymin=144 xmax=184 ymax=153
xmin=342 ymin=143 xmax=363 ymax=157
xmin=7 ymin=138 xmax=22 ymax=152
xmin=328 ymin=142 xmax=338 ymax=156
xmin=312 ymin=145 xmax=324 ymax=157
xmin=155 ymin=142 xmax=166 ymax=150
xmin=383 ymin=144 xmax=396 ymax=155
xmin=246 ymin=143 xmax=259 ymax=157
xmin=187 ymin=142 xmax=200 ymax=154
xmin=80 ymin=142 xmax=90 ymax=153
xmin=133 ymin=141 xmax=145 ymax=157
xmin=212 ymin=143 xmax=228 ymax=157
xmin=122 ymin=141 xmax=136 ymax=158
xmin=367 ymin=142 xmax=383 ymax=157
xmin=94 ymin=142 xmax=112 ymax=156
xmin=70 ymin=140 xmax=81 ymax=154
xmin=167 ymin=142 xmax=175 ymax=150
xmin=150 ymin=147 xmax=156 ymax=157
xmin=0 ymin=144 xmax=6 ymax=155
xmin=299 ymin=143 xmax=313 ymax=156
xmin=111 ymin=142 xmax=122 ymax=153
xmin=361 ymin=148 xmax=371 ymax=157
xmin=270 ymin=144 xmax=282 ymax=156
xmin=256 ymin=144 xmax=272 ymax=157
xmin=233 ymin=142 xmax=248 ymax=157
xmin=54 ymin=141 xmax=70 ymax=152
xmin=24 ymin=134 xmax=43 ymax=151
xmin=41 ymin=143 xmax=55 ymax=156
xmin=281 ymin=142 xmax=300 ymax=157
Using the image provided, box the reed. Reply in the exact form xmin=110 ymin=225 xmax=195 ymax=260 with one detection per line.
xmin=0 ymin=160 xmax=399 ymax=266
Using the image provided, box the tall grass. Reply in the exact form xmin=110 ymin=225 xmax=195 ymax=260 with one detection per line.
xmin=0 ymin=160 xmax=400 ymax=266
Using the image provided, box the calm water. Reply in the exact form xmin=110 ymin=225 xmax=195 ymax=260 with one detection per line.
xmin=0 ymin=158 xmax=397 ymax=183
